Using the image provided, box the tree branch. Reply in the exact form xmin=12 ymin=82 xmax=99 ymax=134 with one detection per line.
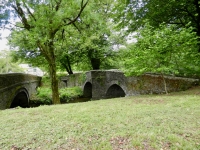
xmin=23 ymin=2 xmax=37 ymax=21
xmin=66 ymin=18 xmax=82 ymax=33
xmin=72 ymin=22 xmax=81 ymax=33
xmin=61 ymin=29 xmax=65 ymax=39
xmin=180 ymin=7 xmax=198 ymax=25
xmin=55 ymin=0 xmax=62 ymax=11
xmin=66 ymin=0 xmax=89 ymax=25
xmin=11 ymin=2 xmax=32 ymax=30
xmin=178 ymin=18 xmax=186 ymax=27
xmin=168 ymin=22 xmax=186 ymax=25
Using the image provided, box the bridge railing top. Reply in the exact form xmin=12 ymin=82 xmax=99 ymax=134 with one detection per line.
xmin=0 ymin=73 xmax=42 ymax=89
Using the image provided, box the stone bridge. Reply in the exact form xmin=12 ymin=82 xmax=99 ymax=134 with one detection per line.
xmin=0 ymin=73 xmax=41 ymax=110
xmin=61 ymin=70 xmax=199 ymax=100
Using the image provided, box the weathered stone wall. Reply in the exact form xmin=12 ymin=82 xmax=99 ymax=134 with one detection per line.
xmin=126 ymin=74 xmax=199 ymax=96
xmin=90 ymin=70 xmax=126 ymax=99
xmin=60 ymin=70 xmax=199 ymax=100
xmin=0 ymin=73 xmax=41 ymax=109
xmin=60 ymin=73 xmax=87 ymax=88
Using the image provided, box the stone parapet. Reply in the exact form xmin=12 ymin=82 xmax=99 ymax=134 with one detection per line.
xmin=60 ymin=70 xmax=199 ymax=100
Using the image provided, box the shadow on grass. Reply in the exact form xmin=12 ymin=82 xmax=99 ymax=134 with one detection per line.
xmin=29 ymin=97 xmax=91 ymax=108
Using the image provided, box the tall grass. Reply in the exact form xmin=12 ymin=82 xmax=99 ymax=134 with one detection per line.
xmin=0 ymin=87 xmax=200 ymax=149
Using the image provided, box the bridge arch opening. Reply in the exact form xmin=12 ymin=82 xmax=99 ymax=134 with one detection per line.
xmin=106 ymin=84 xmax=125 ymax=99
xmin=10 ymin=89 xmax=29 ymax=108
xmin=83 ymin=82 xmax=92 ymax=98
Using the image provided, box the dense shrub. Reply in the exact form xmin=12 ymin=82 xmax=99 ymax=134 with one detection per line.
xmin=59 ymin=87 xmax=83 ymax=103
xmin=30 ymin=87 xmax=83 ymax=106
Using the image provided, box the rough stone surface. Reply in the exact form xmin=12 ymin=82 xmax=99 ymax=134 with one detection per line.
xmin=0 ymin=73 xmax=41 ymax=109
xmin=61 ymin=70 xmax=199 ymax=100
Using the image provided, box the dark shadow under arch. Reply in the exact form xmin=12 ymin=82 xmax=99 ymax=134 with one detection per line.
xmin=106 ymin=84 xmax=125 ymax=99
xmin=10 ymin=89 xmax=29 ymax=108
xmin=83 ymin=82 xmax=92 ymax=98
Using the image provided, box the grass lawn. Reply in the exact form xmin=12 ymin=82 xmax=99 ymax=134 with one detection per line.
xmin=0 ymin=86 xmax=200 ymax=150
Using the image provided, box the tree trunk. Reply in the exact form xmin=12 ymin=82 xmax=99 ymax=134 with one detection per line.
xmin=91 ymin=58 xmax=100 ymax=70
xmin=37 ymin=40 xmax=60 ymax=104
xmin=161 ymin=73 xmax=168 ymax=94
xmin=66 ymin=55 xmax=73 ymax=74
xmin=61 ymin=55 xmax=73 ymax=74
xmin=48 ymin=39 xmax=60 ymax=104
xmin=62 ymin=62 xmax=73 ymax=75
xmin=49 ymin=61 xmax=60 ymax=104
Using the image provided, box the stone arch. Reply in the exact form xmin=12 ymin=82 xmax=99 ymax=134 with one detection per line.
xmin=83 ymin=82 xmax=92 ymax=98
xmin=10 ymin=88 xmax=29 ymax=108
xmin=106 ymin=84 xmax=126 ymax=99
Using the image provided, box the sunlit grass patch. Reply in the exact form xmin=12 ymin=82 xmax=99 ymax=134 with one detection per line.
xmin=0 ymin=86 xmax=200 ymax=149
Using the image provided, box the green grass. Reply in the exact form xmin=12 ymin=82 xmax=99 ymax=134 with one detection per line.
xmin=0 ymin=87 xmax=200 ymax=150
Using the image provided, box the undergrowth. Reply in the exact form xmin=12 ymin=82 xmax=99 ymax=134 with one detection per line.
xmin=30 ymin=75 xmax=84 ymax=106
xmin=31 ymin=87 xmax=83 ymax=106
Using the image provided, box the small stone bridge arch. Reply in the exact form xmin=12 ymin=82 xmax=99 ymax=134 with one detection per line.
xmin=81 ymin=71 xmax=127 ymax=99
xmin=0 ymin=73 xmax=41 ymax=109
xmin=61 ymin=70 xmax=199 ymax=100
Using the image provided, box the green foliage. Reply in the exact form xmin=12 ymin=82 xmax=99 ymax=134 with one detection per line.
xmin=32 ymin=86 xmax=83 ymax=105
xmin=59 ymin=87 xmax=83 ymax=103
xmin=7 ymin=0 xmax=121 ymax=75
xmin=113 ymin=0 xmax=200 ymax=35
xmin=40 ymin=75 xmax=51 ymax=87
xmin=56 ymin=1 xmax=121 ymax=71
xmin=36 ymin=87 xmax=52 ymax=105
xmin=0 ymin=50 xmax=24 ymax=73
xmin=32 ymin=75 xmax=83 ymax=105
xmin=123 ymin=23 xmax=200 ymax=77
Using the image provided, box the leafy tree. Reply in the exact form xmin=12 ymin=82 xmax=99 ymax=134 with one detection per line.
xmin=0 ymin=50 xmax=24 ymax=73
xmin=54 ymin=25 xmax=81 ymax=74
xmin=9 ymin=0 xmax=123 ymax=78
xmin=7 ymin=0 xmax=89 ymax=104
xmin=122 ymin=23 xmax=200 ymax=93
xmin=113 ymin=0 xmax=200 ymax=51
xmin=78 ymin=2 xmax=112 ymax=70
xmin=78 ymin=30 xmax=112 ymax=70
xmin=56 ymin=1 xmax=121 ymax=72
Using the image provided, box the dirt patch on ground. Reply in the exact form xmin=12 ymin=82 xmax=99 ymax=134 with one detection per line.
xmin=110 ymin=136 xmax=135 ymax=150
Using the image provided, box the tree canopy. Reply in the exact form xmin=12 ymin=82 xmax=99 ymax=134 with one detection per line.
xmin=55 ymin=1 xmax=117 ymax=73
xmin=120 ymin=23 xmax=200 ymax=93
xmin=0 ymin=50 xmax=24 ymax=73
xmin=113 ymin=0 xmax=200 ymax=43
xmin=112 ymin=0 xmax=200 ymax=79
xmin=122 ymin=23 xmax=200 ymax=77
xmin=9 ymin=0 xmax=121 ymax=74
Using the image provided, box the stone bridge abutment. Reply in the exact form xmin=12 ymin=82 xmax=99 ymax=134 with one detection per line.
xmin=0 ymin=73 xmax=41 ymax=109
